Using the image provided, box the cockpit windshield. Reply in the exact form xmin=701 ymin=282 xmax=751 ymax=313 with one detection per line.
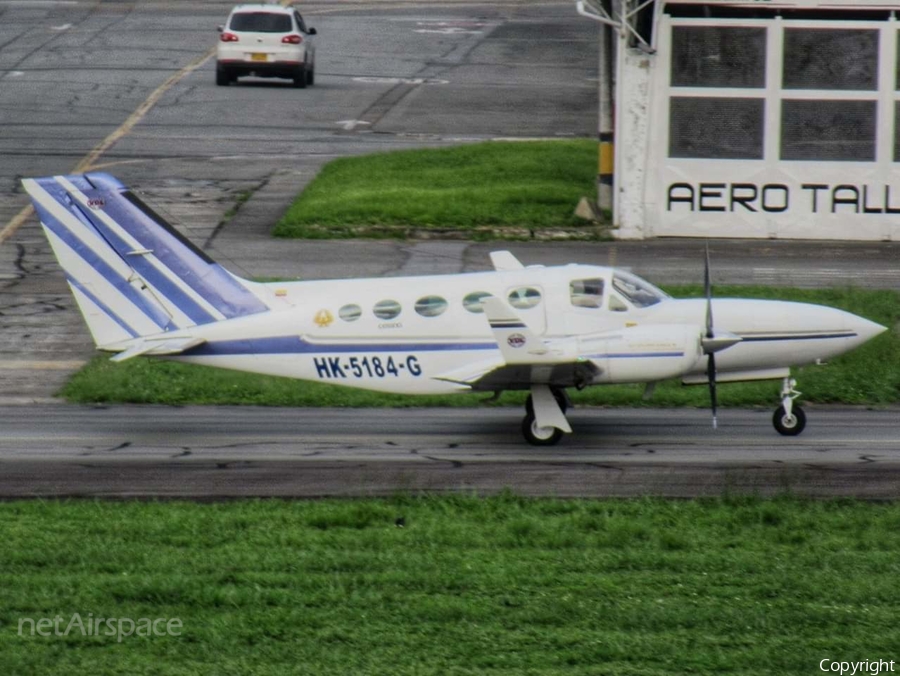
xmin=611 ymin=271 xmax=669 ymax=308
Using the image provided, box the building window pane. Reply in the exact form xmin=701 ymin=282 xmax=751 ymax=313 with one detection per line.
xmin=373 ymin=299 xmax=401 ymax=320
xmin=339 ymin=304 xmax=361 ymax=322
xmin=508 ymin=287 xmax=542 ymax=309
xmin=896 ymin=31 xmax=900 ymax=90
xmin=781 ymin=100 xmax=876 ymax=161
xmin=671 ymin=26 xmax=766 ymax=88
xmin=414 ymin=295 xmax=448 ymax=318
xmin=669 ymin=97 xmax=764 ymax=159
xmin=783 ymin=29 xmax=878 ymax=91
xmin=895 ymin=102 xmax=900 ymax=161
xmin=462 ymin=291 xmax=492 ymax=314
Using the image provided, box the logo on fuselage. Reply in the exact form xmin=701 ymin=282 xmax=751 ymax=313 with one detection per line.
xmin=87 ymin=198 xmax=105 ymax=209
xmin=507 ymin=333 xmax=526 ymax=348
xmin=314 ymin=309 xmax=333 ymax=328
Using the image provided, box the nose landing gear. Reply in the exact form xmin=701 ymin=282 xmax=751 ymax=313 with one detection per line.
xmin=773 ymin=377 xmax=806 ymax=436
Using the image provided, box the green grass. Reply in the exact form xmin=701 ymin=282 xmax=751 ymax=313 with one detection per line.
xmin=60 ymin=286 xmax=899 ymax=408
xmin=1 ymin=496 xmax=899 ymax=675
xmin=274 ymin=140 xmax=600 ymax=239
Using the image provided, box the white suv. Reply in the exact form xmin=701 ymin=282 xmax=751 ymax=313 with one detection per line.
xmin=216 ymin=4 xmax=317 ymax=88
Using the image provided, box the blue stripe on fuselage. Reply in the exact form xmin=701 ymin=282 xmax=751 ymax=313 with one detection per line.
xmin=183 ymin=337 xmax=498 ymax=357
xmin=584 ymin=352 xmax=686 ymax=359
xmin=737 ymin=333 xmax=857 ymax=342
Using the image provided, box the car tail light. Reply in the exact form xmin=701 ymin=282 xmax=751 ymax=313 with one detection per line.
xmin=282 ymin=34 xmax=302 ymax=44
xmin=220 ymin=32 xmax=239 ymax=42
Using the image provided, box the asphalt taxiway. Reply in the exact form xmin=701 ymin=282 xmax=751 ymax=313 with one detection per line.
xmin=0 ymin=1 xmax=897 ymax=499
xmin=1 ymin=404 xmax=898 ymax=498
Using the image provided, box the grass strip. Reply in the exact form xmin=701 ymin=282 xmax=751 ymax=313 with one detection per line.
xmin=273 ymin=140 xmax=600 ymax=239
xmin=1 ymin=496 xmax=899 ymax=675
xmin=60 ymin=286 xmax=899 ymax=408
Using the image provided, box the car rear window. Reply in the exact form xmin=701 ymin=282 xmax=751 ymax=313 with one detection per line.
xmin=230 ymin=12 xmax=292 ymax=33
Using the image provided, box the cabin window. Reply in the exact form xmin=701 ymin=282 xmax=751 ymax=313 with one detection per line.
xmin=507 ymin=287 xmax=542 ymax=310
xmin=570 ymin=278 xmax=604 ymax=308
xmin=462 ymin=291 xmax=492 ymax=314
xmin=373 ymin=299 xmax=401 ymax=320
xmin=415 ymin=295 xmax=448 ymax=318
xmin=339 ymin=304 xmax=362 ymax=322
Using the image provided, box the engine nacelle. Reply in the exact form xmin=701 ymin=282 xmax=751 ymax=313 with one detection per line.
xmin=578 ymin=324 xmax=703 ymax=384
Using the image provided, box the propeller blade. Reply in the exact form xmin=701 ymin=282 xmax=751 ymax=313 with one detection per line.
xmin=705 ymin=244 xmax=717 ymax=429
xmin=707 ymin=353 xmax=718 ymax=430
xmin=704 ymin=243 xmax=713 ymax=339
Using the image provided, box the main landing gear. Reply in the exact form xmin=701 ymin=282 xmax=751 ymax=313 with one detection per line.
xmin=522 ymin=385 xmax=570 ymax=446
xmin=773 ymin=377 xmax=806 ymax=436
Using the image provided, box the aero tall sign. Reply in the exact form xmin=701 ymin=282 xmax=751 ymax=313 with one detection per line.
xmin=613 ymin=0 xmax=900 ymax=240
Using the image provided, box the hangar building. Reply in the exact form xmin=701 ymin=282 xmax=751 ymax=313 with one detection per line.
xmin=595 ymin=0 xmax=900 ymax=240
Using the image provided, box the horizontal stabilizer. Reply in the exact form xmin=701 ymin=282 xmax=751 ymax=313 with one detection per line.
xmin=109 ymin=336 xmax=205 ymax=362
xmin=489 ymin=250 xmax=524 ymax=271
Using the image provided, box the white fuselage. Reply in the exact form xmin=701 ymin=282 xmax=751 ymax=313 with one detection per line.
xmin=163 ymin=264 xmax=884 ymax=395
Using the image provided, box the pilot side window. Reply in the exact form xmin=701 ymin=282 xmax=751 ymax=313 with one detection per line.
xmin=570 ymin=278 xmax=604 ymax=308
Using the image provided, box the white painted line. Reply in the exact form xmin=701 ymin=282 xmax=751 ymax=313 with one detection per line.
xmin=50 ymin=24 xmax=72 ymax=31
xmin=1 ymin=47 xmax=215 ymax=246
xmin=8 ymin=71 xmax=23 ymax=77
xmin=352 ymin=76 xmax=448 ymax=86
xmin=413 ymin=28 xmax=482 ymax=35
xmin=336 ymin=120 xmax=371 ymax=131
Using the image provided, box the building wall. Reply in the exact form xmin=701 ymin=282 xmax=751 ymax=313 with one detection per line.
xmin=617 ymin=4 xmax=900 ymax=240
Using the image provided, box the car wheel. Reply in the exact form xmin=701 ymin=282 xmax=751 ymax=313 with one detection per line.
xmin=215 ymin=66 xmax=230 ymax=87
xmin=293 ymin=66 xmax=307 ymax=89
xmin=306 ymin=65 xmax=314 ymax=86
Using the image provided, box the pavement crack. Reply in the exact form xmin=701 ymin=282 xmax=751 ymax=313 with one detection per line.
xmin=80 ymin=441 xmax=131 ymax=457
xmin=421 ymin=455 xmax=464 ymax=468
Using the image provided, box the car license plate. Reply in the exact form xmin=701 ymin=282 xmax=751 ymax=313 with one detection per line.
xmin=251 ymin=53 xmax=267 ymax=62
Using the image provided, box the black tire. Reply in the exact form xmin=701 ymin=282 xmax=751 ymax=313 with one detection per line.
xmin=773 ymin=404 xmax=806 ymax=436
xmin=307 ymin=64 xmax=314 ymax=86
xmin=215 ymin=67 xmax=230 ymax=86
xmin=525 ymin=388 xmax=568 ymax=417
xmin=293 ymin=66 xmax=307 ymax=88
xmin=521 ymin=412 xmax=563 ymax=446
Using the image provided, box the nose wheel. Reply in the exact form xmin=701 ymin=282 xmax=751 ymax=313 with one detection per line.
xmin=773 ymin=377 xmax=806 ymax=436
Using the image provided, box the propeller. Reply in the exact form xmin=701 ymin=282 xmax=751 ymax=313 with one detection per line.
xmin=704 ymin=244 xmax=718 ymax=430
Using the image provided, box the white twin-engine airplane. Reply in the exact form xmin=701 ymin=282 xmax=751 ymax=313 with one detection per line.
xmin=24 ymin=172 xmax=887 ymax=445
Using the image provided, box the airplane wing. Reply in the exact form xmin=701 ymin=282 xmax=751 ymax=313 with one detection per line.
xmin=108 ymin=336 xmax=206 ymax=362
xmin=431 ymin=298 xmax=601 ymax=391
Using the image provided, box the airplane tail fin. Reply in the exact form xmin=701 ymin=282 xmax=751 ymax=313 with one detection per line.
xmin=22 ymin=173 xmax=270 ymax=349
